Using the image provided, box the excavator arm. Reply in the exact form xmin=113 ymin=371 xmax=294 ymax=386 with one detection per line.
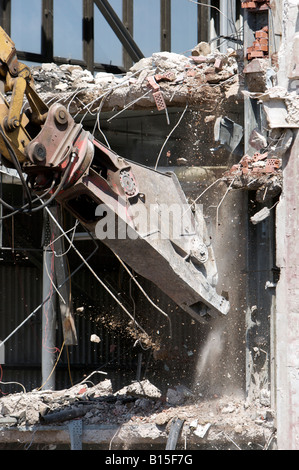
xmin=0 ymin=27 xmax=229 ymax=337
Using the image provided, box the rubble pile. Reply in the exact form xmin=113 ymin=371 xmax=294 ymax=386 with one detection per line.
xmin=32 ymin=47 xmax=243 ymax=116
xmin=223 ymin=152 xmax=283 ymax=201
xmin=223 ymin=127 xmax=293 ymax=201
xmin=0 ymin=378 xmax=276 ymax=449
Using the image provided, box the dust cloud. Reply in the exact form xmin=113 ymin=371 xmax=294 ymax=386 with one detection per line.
xmin=193 ymin=322 xmax=225 ymax=397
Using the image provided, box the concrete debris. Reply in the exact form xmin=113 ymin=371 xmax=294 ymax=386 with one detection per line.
xmin=31 ymin=48 xmax=243 ymax=115
xmin=268 ymin=128 xmax=294 ymax=158
xmin=223 ymin=151 xmax=283 ymax=201
xmin=224 ymin=173 xmax=282 ymax=202
xmin=222 ymin=125 xmax=292 ymax=200
xmin=243 ymin=86 xmax=299 ymax=128
xmin=191 ymin=42 xmax=211 ymax=57
xmin=115 ymin=380 xmax=162 ymax=399
xmin=90 ymin=334 xmax=101 ymax=343
xmin=250 ymin=207 xmax=271 ymax=224
xmin=249 ymin=128 xmax=268 ymax=151
xmin=166 ymin=385 xmax=194 ymax=406
xmin=193 ymin=422 xmax=211 ymax=438
xmin=0 ymin=377 xmax=276 ymax=448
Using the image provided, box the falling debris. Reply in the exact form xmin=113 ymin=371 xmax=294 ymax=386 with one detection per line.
xmin=90 ymin=334 xmax=101 ymax=343
xmin=223 ymin=151 xmax=283 ymax=201
xmin=249 ymin=128 xmax=268 ymax=151
xmin=250 ymin=207 xmax=271 ymax=224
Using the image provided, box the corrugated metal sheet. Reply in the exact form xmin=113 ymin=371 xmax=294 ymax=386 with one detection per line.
xmin=0 ymin=264 xmax=42 ymax=393
xmin=0 ymin=250 xmax=204 ymax=394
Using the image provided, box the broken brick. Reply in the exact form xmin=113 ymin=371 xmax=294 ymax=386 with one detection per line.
xmin=214 ymin=58 xmax=223 ymax=71
xmin=241 ymin=0 xmax=270 ymax=9
xmin=253 ymin=41 xmax=268 ymax=52
xmin=187 ymin=69 xmax=197 ymax=77
xmin=191 ymin=55 xmax=207 ymax=64
xmin=252 ymin=152 xmax=268 ymax=162
xmin=241 ymin=1 xmax=257 ymax=8
xmin=266 ymin=158 xmax=281 ymax=170
xmin=256 ymin=31 xmax=268 ymax=39
xmin=248 ymin=51 xmax=265 ymax=59
xmin=153 ymin=91 xmax=167 ymax=111
xmin=259 ymin=38 xmax=269 ymax=46
xmin=154 ymin=71 xmax=175 ymax=82
xmin=147 ymin=76 xmax=160 ymax=92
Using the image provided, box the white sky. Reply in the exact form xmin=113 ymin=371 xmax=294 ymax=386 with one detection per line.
xmin=10 ymin=0 xmax=199 ymax=66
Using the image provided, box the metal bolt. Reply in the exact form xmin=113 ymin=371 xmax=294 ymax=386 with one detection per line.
xmin=31 ymin=142 xmax=47 ymax=164
xmin=54 ymin=107 xmax=68 ymax=125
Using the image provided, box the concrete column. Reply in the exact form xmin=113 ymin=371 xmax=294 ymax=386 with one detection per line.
xmin=275 ymin=130 xmax=299 ymax=450
xmin=41 ymin=244 xmax=57 ymax=390
xmin=272 ymin=0 xmax=299 ymax=450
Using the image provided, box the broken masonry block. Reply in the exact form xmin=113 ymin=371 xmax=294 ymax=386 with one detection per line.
xmin=187 ymin=69 xmax=197 ymax=77
xmin=147 ymin=75 xmax=160 ymax=92
xmin=250 ymin=130 xmax=268 ymax=151
xmin=240 ymin=155 xmax=251 ymax=169
xmin=191 ymin=55 xmax=207 ymax=64
xmin=154 ymin=71 xmax=175 ymax=82
xmin=252 ymin=151 xmax=268 ymax=162
xmin=153 ymin=90 xmax=167 ymax=111
xmin=248 ymin=51 xmax=266 ymax=59
xmin=191 ymin=42 xmax=211 ymax=57
xmin=250 ymin=207 xmax=271 ymax=225
xmin=214 ymin=58 xmax=223 ymax=71
xmin=253 ymin=41 xmax=268 ymax=52
xmin=241 ymin=0 xmax=270 ymax=9
xmin=265 ymin=158 xmax=281 ymax=172
xmin=244 ymin=57 xmax=270 ymax=74
xmin=256 ymin=30 xmax=268 ymax=39
xmin=259 ymin=38 xmax=269 ymax=46
xmin=242 ymin=1 xmax=257 ymax=8
xmin=230 ymin=164 xmax=241 ymax=174
xmin=90 ymin=334 xmax=101 ymax=343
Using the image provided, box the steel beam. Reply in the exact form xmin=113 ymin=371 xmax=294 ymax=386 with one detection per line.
xmin=83 ymin=0 xmax=94 ymax=72
xmin=42 ymin=0 xmax=54 ymax=61
xmin=161 ymin=0 xmax=171 ymax=52
xmin=197 ymin=0 xmax=210 ymax=43
xmin=41 ymin=219 xmax=57 ymax=391
xmin=94 ymin=0 xmax=144 ymax=63
xmin=122 ymin=0 xmax=133 ymax=70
